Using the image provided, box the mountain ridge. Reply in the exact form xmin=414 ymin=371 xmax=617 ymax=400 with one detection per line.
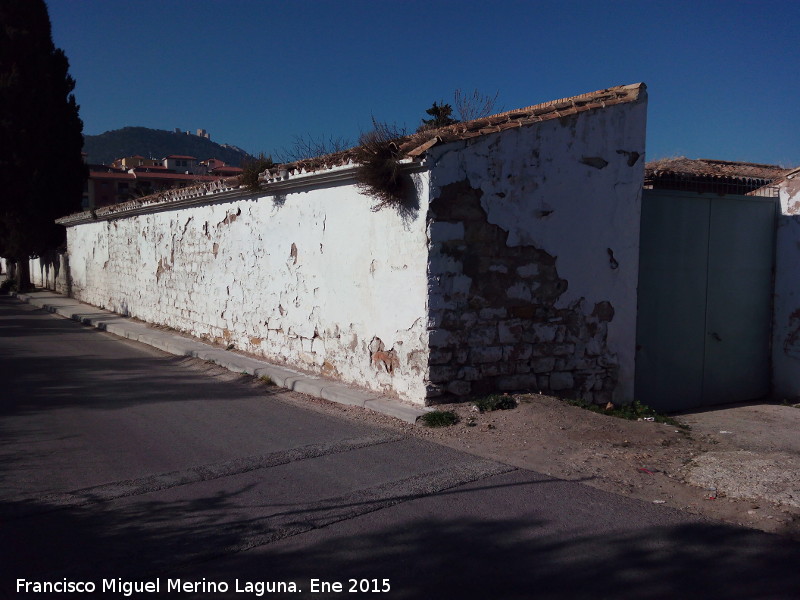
xmin=83 ymin=126 xmax=254 ymax=167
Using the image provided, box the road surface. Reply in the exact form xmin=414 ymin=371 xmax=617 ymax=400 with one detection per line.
xmin=1 ymin=296 xmax=798 ymax=599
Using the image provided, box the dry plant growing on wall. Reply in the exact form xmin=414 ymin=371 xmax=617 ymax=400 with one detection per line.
xmin=353 ymin=120 xmax=415 ymax=212
xmin=240 ymin=153 xmax=274 ymax=192
xmin=276 ymin=133 xmax=352 ymax=163
xmin=454 ymin=88 xmax=500 ymax=122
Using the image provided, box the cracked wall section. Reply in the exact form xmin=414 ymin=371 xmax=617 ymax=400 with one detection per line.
xmin=425 ymin=95 xmax=647 ymax=403
xmin=426 ymin=180 xmax=619 ymax=403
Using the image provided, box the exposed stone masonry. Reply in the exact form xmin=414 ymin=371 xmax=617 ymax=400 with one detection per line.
xmin=425 ymin=180 xmax=619 ymax=403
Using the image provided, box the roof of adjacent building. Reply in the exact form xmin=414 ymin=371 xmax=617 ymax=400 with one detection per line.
xmin=646 ymin=157 xmax=788 ymax=181
xmin=164 ymin=155 xmax=197 ymax=160
xmin=134 ymin=172 xmax=219 ymax=181
xmin=645 ymin=157 xmax=793 ymax=195
xmin=90 ymin=171 xmax=136 ymax=180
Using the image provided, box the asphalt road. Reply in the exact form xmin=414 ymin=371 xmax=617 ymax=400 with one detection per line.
xmin=1 ymin=296 xmax=799 ymax=600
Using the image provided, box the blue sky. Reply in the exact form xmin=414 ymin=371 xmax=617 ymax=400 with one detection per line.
xmin=46 ymin=0 xmax=799 ymax=167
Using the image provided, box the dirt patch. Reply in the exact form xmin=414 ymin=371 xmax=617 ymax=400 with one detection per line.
xmin=271 ymin=386 xmax=800 ymax=540
xmin=155 ymin=356 xmax=800 ymax=540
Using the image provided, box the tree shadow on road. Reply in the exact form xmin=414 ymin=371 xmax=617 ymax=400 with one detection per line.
xmin=3 ymin=472 xmax=800 ymax=600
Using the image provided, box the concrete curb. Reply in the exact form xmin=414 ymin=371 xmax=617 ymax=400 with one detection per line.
xmin=12 ymin=290 xmax=429 ymax=424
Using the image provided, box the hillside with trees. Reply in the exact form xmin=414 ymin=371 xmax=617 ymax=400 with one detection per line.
xmin=83 ymin=126 xmax=253 ymax=166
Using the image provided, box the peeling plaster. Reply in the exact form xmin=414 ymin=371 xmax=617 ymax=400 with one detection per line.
xmin=426 ymin=96 xmax=647 ymax=402
xmin=65 ymin=173 xmax=432 ymax=404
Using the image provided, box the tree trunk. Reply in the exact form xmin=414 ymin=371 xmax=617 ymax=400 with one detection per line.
xmin=15 ymin=258 xmax=32 ymax=292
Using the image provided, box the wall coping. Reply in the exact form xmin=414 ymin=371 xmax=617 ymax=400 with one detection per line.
xmin=58 ymin=158 xmax=427 ymax=226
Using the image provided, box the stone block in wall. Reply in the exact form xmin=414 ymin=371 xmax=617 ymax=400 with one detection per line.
xmin=550 ymin=372 xmax=575 ymax=391
xmin=429 ymin=293 xmax=456 ymax=311
xmin=507 ymin=282 xmax=533 ymax=303
xmin=585 ymin=336 xmax=604 ymax=356
xmin=532 ymin=357 xmax=556 ymax=373
xmin=430 ymin=254 xmax=463 ymax=275
xmin=551 ymin=343 xmax=577 ymax=356
xmin=564 ymin=356 xmax=590 ymax=370
xmin=514 ymin=361 xmax=532 ymax=374
xmin=454 ymin=347 xmax=470 ymax=364
xmin=479 ymin=362 xmax=515 ymax=377
xmin=479 ymin=307 xmax=507 ymax=320
xmin=503 ymin=344 xmax=533 ymax=361
xmin=537 ymin=374 xmax=549 ymax=389
xmin=447 ymin=380 xmax=472 ymax=396
xmin=467 ymin=324 xmax=498 ymax=346
xmin=429 ymin=221 xmax=465 ymax=242
xmin=429 ymin=329 xmax=457 ymax=348
xmin=598 ymin=354 xmax=618 ymax=368
xmin=516 ymin=263 xmax=540 ymax=278
xmin=426 ymin=383 xmax=444 ymax=398
xmin=441 ymin=274 xmax=472 ymax=297
xmin=429 ymin=349 xmax=453 ymax=365
xmin=464 ymin=224 xmax=508 ymax=244
xmin=458 ymin=366 xmax=481 ymax=381
xmin=429 ymin=365 xmax=458 ymax=383
xmin=469 ymin=346 xmax=504 ymax=363
xmin=497 ymin=374 xmax=539 ymax=391
xmin=498 ymin=319 xmax=525 ymax=344
xmin=523 ymin=323 xmax=558 ymax=343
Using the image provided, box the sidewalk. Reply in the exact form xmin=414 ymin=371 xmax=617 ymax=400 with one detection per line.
xmin=11 ymin=289 xmax=428 ymax=424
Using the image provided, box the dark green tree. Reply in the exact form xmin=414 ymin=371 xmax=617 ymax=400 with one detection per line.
xmin=417 ymin=101 xmax=457 ymax=132
xmin=0 ymin=0 xmax=87 ymax=290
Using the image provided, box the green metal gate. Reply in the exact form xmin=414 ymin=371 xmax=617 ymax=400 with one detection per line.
xmin=635 ymin=189 xmax=777 ymax=412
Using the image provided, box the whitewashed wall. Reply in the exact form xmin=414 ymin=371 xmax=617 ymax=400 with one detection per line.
xmin=425 ymin=96 xmax=648 ymax=403
xmin=773 ymin=173 xmax=800 ymax=400
xmin=29 ymin=255 xmax=70 ymax=293
xmin=67 ymin=173 xmax=431 ymax=403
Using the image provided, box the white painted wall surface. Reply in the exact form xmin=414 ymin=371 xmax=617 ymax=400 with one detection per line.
xmin=67 ymin=174 xmax=431 ymax=403
xmin=427 ymin=97 xmax=648 ymax=402
xmin=28 ymin=255 xmax=69 ymax=293
xmin=773 ymin=175 xmax=800 ymax=400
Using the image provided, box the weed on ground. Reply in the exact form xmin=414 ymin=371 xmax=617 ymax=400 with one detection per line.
xmin=473 ymin=393 xmax=518 ymax=413
xmin=564 ymin=398 xmax=688 ymax=430
xmin=419 ymin=410 xmax=459 ymax=427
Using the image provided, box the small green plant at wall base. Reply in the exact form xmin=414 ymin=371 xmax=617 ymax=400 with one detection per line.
xmin=260 ymin=375 xmax=276 ymax=386
xmin=473 ymin=394 xmax=518 ymax=413
xmin=419 ymin=410 xmax=459 ymax=427
xmin=564 ymin=398 xmax=688 ymax=430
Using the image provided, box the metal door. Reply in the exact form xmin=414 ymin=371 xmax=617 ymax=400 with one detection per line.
xmin=635 ymin=190 xmax=777 ymax=411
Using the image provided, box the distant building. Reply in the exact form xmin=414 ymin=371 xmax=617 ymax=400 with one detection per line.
xmin=163 ymin=154 xmax=199 ymax=173
xmin=200 ymin=158 xmax=227 ymax=171
xmin=82 ymin=162 xmax=226 ymax=209
xmin=198 ymin=158 xmax=243 ymax=177
xmin=112 ymin=155 xmax=161 ymax=170
xmin=210 ymin=165 xmax=244 ymax=177
xmin=173 ymin=127 xmax=210 ymax=141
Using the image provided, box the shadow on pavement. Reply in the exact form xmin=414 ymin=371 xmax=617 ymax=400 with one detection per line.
xmin=3 ymin=482 xmax=799 ymax=600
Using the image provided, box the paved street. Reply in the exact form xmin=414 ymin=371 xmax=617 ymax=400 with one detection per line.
xmin=2 ymin=296 xmax=799 ymax=599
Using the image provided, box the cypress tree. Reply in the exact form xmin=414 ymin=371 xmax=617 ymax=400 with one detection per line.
xmin=0 ymin=0 xmax=86 ymax=290
xmin=417 ymin=101 xmax=457 ymax=132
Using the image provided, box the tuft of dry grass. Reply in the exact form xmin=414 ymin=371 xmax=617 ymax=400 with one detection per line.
xmin=353 ymin=120 xmax=415 ymax=211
